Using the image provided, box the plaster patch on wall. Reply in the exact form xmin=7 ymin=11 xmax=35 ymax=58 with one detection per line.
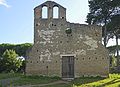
xmin=41 ymin=30 xmax=55 ymax=36
xmin=40 ymin=49 xmax=52 ymax=61
xmin=37 ymin=41 xmax=39 ymax=44
xmin=43 ymin=36 xmax=51 ymax=41
xmin=84 ymin=35 xmax=98 ymax=50
xmin=51 ymin=45 xmax=54 ymax=47
xmin=77 ymin=41 xmax=79 ymax=43
xmin=47 ymin=41 xmax=53 ymax=43
xmin=39 ymin=30 xmax=55 ymax=43
xmin=75 ymin=49 xmax=86 ymax=55
xmin=56 ymin=36 xmax=59 ymax=38
xmin=40 ymin=41 xmax=46 ymax=45
xmin=37 ymin=30 xmax=42 ymax=37
xmin=57 ymin=30 xmax=61 ymax=31
xmin=52 ymin=52 xmax=60 ymax=56
xmin=79 ymin=35 xmax=83 ymax=39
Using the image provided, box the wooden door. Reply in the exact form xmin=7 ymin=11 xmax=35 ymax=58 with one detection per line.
xmin=62 ymin=56 xmax=74 ymax=78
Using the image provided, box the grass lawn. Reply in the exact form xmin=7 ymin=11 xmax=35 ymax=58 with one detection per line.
xmin=76 ymin=74 xmax=120 ymax=87
xmin=13 ymin=75 xmax=61 ymax=86
xmin=0 ymin=73 xmax=22 ymax=80
xmin=0 ymin=73 xmax=120 ymax=87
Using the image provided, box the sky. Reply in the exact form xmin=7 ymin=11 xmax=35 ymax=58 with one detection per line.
xmin=0 ymin=0 xmax=89 ymax=44
xmin=0 ymin=0 xmax=119 ymax=46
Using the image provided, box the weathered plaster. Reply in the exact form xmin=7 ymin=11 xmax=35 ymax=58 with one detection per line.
xmin=84 ymin=35 xmax=98 ymax=50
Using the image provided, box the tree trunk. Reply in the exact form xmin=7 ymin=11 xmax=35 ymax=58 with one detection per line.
xmin=104 ymin=19 xmax=107 ymax=47
xmin=116 ymin=35 xmax=119 ymax=67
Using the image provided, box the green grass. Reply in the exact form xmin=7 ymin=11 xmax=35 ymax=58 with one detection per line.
xmin=33 ymin=83 xmax=71 ymax=87
xmin=13 ymin=75 xmax=61 ymax=86
xmin=73 ymin=74 xmax=120 ymax=87
xmin=72 ymin=76 xmax=104 ymax=85
xmin=0 ymin=73 xmax=22 ymax=80
xmin=1 ymin=73 xmax=120 ymax=87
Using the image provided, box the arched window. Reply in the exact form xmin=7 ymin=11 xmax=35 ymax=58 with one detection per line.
xmin=42 ymin=6 xmax=48 ymax=18
xmin=53 ymin=6 xmax=59 ymax=18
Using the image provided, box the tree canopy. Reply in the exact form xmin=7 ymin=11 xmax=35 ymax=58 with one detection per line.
xmin=0 ymin=43 xmax=32 ymax=57
xmin=0 ymin=49 xmax=22 ymax=72
xmin=86 ymin=0 xmax=120 ymax=47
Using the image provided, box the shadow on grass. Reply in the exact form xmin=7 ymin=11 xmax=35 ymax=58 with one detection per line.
xmin=72 ymin=77 xmax=105 ymax=86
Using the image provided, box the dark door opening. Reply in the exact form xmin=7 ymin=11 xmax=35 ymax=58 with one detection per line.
xmin=62 ymin=56 xmax=74 ymax=78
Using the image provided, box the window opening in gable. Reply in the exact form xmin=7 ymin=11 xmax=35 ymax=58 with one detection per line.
xmin=53 ymin=6 xmax=59 ymax=18
xmin=42 ymin=6 xmax=48 ymax=18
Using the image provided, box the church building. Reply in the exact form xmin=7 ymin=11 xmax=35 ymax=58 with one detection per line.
xmin=26 ymin=1 xmax=109 ymax=79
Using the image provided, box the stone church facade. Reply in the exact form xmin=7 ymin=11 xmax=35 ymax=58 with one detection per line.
xmin=26 ymin=1 xmax=109 ymax=78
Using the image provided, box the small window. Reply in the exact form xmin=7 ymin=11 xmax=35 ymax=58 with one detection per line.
xmin=53 ymin=6 xmax=59 ymax=18
xmin=37 ymin=50 xmax=38 ymax=52
xmin=42 ymin=6 xmax=48 ymax=18
xmin=89 ymin=57 xmax=90 ymax=60
xmin=83 ymin=58 xmax=84 ymax=60
xmin=43 ymin=61 xmax=44 ymax=63
xmin=56 ymin=61 xmax=57 ymax=63
xmin=30 ymin=61 xmax=32 ymax=63
xmin=37 ymin=61 xmax=38 ymax=63
xmin=46 ymin=66 xmax=48 ymax=68
xmin=96 ymin=57 xmax=97 ymax=60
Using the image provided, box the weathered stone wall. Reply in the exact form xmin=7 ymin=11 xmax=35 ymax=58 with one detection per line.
xmin=26 ymin=1 xmax=109 ymax=77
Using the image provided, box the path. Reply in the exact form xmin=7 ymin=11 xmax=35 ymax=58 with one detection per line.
xmin=16 ymin=80 xmax=69 ymax=87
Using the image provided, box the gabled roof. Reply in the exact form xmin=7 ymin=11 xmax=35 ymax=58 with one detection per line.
xmin=34 ymin=1 xmax=66 ymax=10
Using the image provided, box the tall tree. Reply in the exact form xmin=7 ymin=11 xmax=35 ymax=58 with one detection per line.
xmin=107 ymin=14 xmax=120 ymax=66
xmin=86 ymin=0 xmax=120 ymax=47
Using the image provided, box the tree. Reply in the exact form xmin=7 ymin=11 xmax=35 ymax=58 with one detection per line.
xmin=0 ymin=43 xmax=32 ymax=57
xmin=86 ymin=0 xmax=120 ymax=47
xmin=107 ymin=14 xmax=120 ymax=66
xmin=1 ymin=49 xmax=22 ymax=72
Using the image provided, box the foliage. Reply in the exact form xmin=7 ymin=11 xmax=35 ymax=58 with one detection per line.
xmin=0 ymin=49 xmax=22 ymax=72
xmin=0 ymin=43 xmax=32 ymax=57
xmin=109 ymin=74 xmax=120 ymax=79
xmin=86 ymin=0 xmax=120 ymax=47
xmin=73 ymin=74 xmax=120 ymax=87
xmin=0 ymin=43 xmax=32 ymax=73
xmin=65 ymin=28 xmax=72 ymax=34
xmin=112 ymin=56 xmax=117 ymax=67
xmin=107 ymin=15 xmax=120 ymax=34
